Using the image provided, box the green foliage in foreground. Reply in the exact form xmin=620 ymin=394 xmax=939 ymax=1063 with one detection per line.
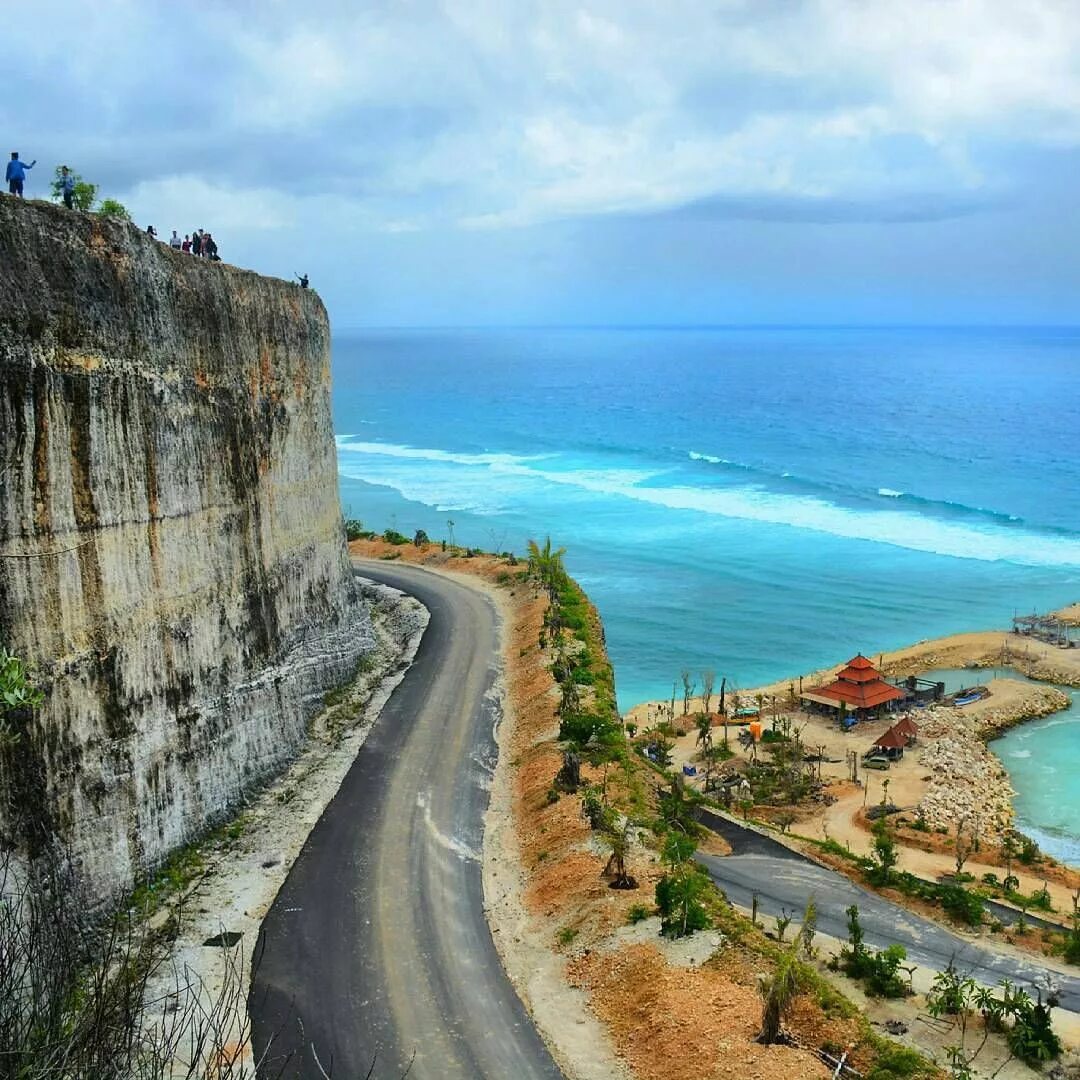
xmin=926 ymin=964 xmax=1061 ymax=1071
xmin=0 ymin=646 xmax=44 ymax=745
xmin=863 ymin=1040 xmax=934 ymax=1079
xmin=834 ymin=905 xmax=909 ymax=998
xmin=655 ymin=860 xmax=711 ymax=939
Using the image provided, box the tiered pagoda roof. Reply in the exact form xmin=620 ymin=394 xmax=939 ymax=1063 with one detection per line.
xmin=806 ymin=654 xmax=905 ymax=711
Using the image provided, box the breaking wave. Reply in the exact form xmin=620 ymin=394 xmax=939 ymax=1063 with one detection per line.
xmin=339 ymin=439 xmax=1080 ymax=568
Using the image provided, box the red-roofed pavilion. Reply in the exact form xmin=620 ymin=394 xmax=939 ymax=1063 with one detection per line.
xmin=892 ymin=715 xmax=919 ymax=743
xmin=872 ymin=725 xmax=908 ymax=760
xmin=800 ymin=654 xmax=905 ymax=720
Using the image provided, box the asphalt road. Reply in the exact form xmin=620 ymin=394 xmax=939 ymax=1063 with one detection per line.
xmin=697 ymin=810 xmax=1080 ymax=1010
xmin=250 ymin=560 xmax=563 ymax=1080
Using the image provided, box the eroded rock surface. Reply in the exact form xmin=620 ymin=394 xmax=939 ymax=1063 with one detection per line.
xmin=0 ymin=199 xmax=371 ymax=899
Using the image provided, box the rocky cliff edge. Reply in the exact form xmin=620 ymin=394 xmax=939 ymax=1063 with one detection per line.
xmin=0 ymin=198 xmax=371 ymax=900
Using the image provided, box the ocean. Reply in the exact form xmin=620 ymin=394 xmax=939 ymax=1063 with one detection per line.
xmin=330 ymin=327 xmax=1080 ymax=852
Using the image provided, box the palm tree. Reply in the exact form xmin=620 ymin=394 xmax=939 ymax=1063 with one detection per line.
xmin=527 ymin=536 xmax=568 ymax=597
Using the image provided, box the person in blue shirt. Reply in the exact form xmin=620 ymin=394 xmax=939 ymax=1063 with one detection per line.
xmin=6 ymin=152 xmax=36 ymax=197
xmin=59 ymin=166 xmax=76 ymax=209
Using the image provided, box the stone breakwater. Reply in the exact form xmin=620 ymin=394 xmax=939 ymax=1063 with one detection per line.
xmin=915 ymin=683 xmax=1070 ymax=837
xmin=974 ymin=652 xmax=1080 ymax=689
xmin=0 ymin=198 xmax=371 ymax=901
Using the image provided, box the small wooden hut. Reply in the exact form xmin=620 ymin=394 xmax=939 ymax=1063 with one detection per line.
xmin=892 ymin=715 xmax=919 ymax=745
xmin=871 ymin=725 xmax=907 ymax=761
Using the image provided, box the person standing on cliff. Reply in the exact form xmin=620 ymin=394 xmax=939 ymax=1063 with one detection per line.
xmin=59 ymin=166 xmax=76 ymax=209
xmin=181 ymin=234 xmax=191 ymax=253
xmin=6 ymin=152 xmax=36 ymax=197
xmin=169 ymin=229 xmax=181 ymax=250
xmin=191 ymin=230 xmax=202 ymax=257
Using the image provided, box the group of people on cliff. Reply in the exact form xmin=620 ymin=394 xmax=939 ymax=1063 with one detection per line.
xmin=157 ymin=228 xmax=220 ymax=260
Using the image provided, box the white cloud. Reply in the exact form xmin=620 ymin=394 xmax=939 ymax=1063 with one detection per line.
xmin=125 ymin=178 xmax=297 ymax=233
xmin=10 ymin=0 xmax=1080 ymax=231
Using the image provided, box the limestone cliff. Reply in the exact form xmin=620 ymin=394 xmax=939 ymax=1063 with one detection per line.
xmin=0 ymin=199 xmax=371 ymax=899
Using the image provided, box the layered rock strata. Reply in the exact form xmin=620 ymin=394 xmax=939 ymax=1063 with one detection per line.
xmin=0 ymin=199 xmax=370 ymax=899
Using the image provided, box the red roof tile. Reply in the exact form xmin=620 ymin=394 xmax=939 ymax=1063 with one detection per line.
xmin=807 ymin=679 xmax=905 ymax=710
xmin=874 ymin=726 xmax=908 ymax=750
xmin=892 ymin=716 xmax=919 ymax=737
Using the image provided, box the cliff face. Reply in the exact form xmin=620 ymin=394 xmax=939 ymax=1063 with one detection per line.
xmin=0 ymin=199 xmax=371 ymax=899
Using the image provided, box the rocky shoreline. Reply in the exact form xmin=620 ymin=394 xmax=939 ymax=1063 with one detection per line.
xmin=914 ymin=682 xmax=1071 ymax=838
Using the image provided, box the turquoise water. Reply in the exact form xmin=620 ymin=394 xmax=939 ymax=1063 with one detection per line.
xmin=919 ymin=667 xmax=1080 ymax=863
xmin=993 ymin=698 xmax=1080 ymax=866
xmin=330 ymin=327 xmax=1080 ymax=847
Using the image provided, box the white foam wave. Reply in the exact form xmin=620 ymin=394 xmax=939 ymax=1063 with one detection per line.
xmin=338 ymin=441 xmax=1080 ymax=569
xmin=337 ymin=438 xmax=542 ymax=469
xmin=878 ymin=488 xmax=904 ymax=498
xmin=688 ymin=450 xmax=724 ymax=464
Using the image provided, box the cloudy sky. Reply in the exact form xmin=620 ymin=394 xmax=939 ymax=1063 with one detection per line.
xmin=5 ymin=0 xmax=1080 ymax=326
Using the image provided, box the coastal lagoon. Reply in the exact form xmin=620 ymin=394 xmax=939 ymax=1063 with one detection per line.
xmin=923 ymin=668 xmax=1080 ymax=865
xmin=331 ymin=328 xmax=1080 ymax=846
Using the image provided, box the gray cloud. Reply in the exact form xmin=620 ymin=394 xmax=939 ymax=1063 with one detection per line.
xmin=633 ymin=190 xmax=1005 ymax=225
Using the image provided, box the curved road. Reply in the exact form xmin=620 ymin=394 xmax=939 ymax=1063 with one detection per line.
xmin=697 ymin=810 xmax=1080 ymax=1010
xmin=250 ymin=561 xmax=563 ymax=1080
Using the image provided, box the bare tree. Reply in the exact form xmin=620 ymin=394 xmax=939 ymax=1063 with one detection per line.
xmin=954 ymin=817 xmax=976 ymax=879
xmin=700 ymin=671 xmax=715 ymax=715
xmin=0 ymin=850 xmax=259 ymax=1079
xmin=0 ymin=851 xmax=413 ymax=1080
xmin=680 ymin=670 xmax=695 ymax=716
xmin=719 ymin=678 xmax=729 ymax=748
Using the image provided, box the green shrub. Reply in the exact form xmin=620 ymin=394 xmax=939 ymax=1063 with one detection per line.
xmin=383 ymin=529 xmax=409 ymax=545
xmin=97 ymin=197 xmax=131 ymax=220
xmin=1027 ymin=884 xmax=1053 ymax=912
xmin=559 ymin=710 xmax=620 ymax=748
xmin=50 ymin=165 xmax=98 ymax=210
xmin=938 ymin=884 xmax=983 ymax=927
xmin=1063 ymin=929 xmax=1080 ymax=965
xmin=655 ymin=865 xmax=711 ymax=939
xmin=0 ymin=646 xmax=45 ymax=745
xmin=581 ymin=785 xmax=614 ymax=831
xmin=839 ymin=906 xmax=908 ymax=998
xmin=1018 ymin=834 xmax=1041 ymax=866
xmin=865 ymin=1041 xmax=933 ymax=1079
xmin=626 ymin=903 xmax=652 ymax=925
xmin=1007 ymin=998 xmax=1060 ymax=1066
